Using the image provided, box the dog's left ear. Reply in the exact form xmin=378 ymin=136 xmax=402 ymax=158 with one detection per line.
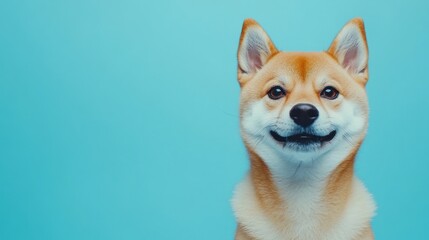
xmin=328 ymin=18 xmax=369 ymax=84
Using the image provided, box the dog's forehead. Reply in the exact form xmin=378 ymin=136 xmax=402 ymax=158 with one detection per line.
xmin=267 ymin=52 xmax=342 ymax=84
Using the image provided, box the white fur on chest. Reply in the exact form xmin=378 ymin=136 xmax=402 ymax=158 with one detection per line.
xmin=232 ymin=175 xmax=375 ymax=240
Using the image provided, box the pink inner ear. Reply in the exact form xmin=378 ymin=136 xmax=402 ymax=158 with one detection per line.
xmin=343 ymin=46 xmax=358 ymax=71
xmin=247 ymin=46 xmax=263 ymax=71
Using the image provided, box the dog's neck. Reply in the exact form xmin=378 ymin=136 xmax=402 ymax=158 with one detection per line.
xmin=247 ymin=147 xmax=357 ymax=229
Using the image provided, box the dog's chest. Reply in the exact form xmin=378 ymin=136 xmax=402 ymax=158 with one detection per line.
xmin=232 ymin=177 xmax=324 ymax=239
xmin=232 ymin=176 xmax=375 ymax=240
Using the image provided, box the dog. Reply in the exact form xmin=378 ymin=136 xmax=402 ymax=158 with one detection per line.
xmin=231 ymin=18 xmax=376 ymax=240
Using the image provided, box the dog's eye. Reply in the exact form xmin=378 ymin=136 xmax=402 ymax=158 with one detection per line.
xmin=267 ymin=86 xmax=286 ymax=100
xmin=320 ymin=86 xmax=339 ymax=100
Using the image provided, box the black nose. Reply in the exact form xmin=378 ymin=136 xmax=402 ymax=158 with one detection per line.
xmin=290 ymin=103 xmax=319 ymax=127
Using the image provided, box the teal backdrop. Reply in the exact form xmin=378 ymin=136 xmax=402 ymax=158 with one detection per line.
xmin=1 ymin=0 xmax=428 ymax=239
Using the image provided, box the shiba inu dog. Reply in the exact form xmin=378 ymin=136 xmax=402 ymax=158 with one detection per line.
xmin=232 ymin=18 xmax=376 ymax=240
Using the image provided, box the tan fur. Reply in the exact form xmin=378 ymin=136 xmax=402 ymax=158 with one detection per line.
xmin=320 ymin=150 xmax=357 ymax=231
xmin=233 ymin=18 xmax=375 ymax=240
xmin=248 ymin=149 xmax=287 ymax=229
xmin=236 ymin=225 xmax=256 ymax=240
xmin=354 ymin=226 xmax=374 ymax=240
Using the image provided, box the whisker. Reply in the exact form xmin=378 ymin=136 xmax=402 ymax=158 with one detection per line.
xmin=254 ymin=135 xmax=265 ymax=147
xmin=343 ymin=131 xmax=357 ymax=147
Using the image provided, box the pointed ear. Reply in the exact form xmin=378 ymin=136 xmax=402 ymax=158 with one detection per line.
xmin=237 ymin=19 xmax=278 ymax=84
xmin=328 ymin=18 xmax=369 ymax=83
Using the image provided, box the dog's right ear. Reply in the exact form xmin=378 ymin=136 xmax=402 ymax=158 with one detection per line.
xmin=237 ymin=19 xmax=278 ymax=85
xmin=328 ymin=18 xmax=369 ymax=85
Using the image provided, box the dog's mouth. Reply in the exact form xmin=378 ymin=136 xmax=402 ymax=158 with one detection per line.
xmin=270 ymin=130 xmax=337 ymax=145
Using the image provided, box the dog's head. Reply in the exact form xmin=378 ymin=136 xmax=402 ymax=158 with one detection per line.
xmin=238 ymin=19 xmax=369 ymax=165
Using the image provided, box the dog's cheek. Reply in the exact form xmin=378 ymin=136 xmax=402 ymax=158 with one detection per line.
xmin=340 ymin=100 xmax=367 ymax=134
xmin=241 ymin=101 xmax=269 ymax=136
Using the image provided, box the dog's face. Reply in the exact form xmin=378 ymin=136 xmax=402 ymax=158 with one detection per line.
xmin=238 ymin=19 xmax=369 ymax=164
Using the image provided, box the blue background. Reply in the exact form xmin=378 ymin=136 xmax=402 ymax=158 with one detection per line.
xmin=1 ymin=0 xmax=428 ymax=239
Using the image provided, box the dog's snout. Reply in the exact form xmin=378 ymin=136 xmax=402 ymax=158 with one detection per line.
xmin=290 ymin=104 xmax=319 ymax=127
